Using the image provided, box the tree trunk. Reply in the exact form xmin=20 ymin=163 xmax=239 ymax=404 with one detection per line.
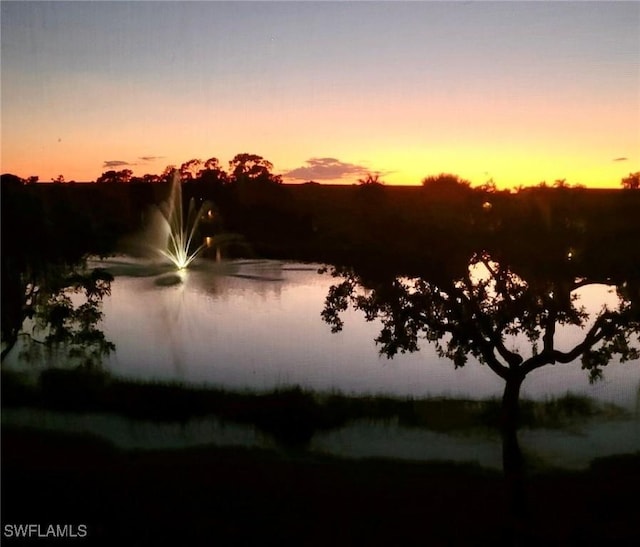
xmin=501 ymin=373 xmax=529 ymax=541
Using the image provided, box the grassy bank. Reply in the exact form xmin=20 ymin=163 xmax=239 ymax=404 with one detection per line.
xmin=2 ymin=426 xmax=639 ymax=546
xmin=2 ymin=368 xmax=627 ymax=448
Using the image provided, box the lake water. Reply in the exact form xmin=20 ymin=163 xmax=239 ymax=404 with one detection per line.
xmin=87 ymin=257 xmax=639 ymax=409
xmin=4 ymin=256 xmax=639 ymax=468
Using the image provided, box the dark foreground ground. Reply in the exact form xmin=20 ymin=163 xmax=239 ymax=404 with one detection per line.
xmin=2 ymin=427 xmax=639 ymax=547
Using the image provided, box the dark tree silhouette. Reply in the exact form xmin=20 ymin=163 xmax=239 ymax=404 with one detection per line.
xmin=195 ymin=157 xmax=228 ymax=188
xmin=322 ymin=250 xmax=640 ymax=532
xmin=228 ymin=153 xmax=282 ymax=185
xmin=4 ymin=267 xmax=115 ymax=366
xmin=179 ymin=159 xmax=203 ymax=182
xmin=357 ymin=172 xmax=384 ymax=187
xmin=422 ymin=173 xmax=471 ymax=191
xmin=475 ymin=177 xmax=498 ymax=194
xmin=621 ymin=171 xmax=640 ymax=190
xmin=1 ymin=173 xmax=24 ymax=188
xmin=96 ymin=169 xmax=133 ymax=184
xmin=1 ymin=180 xmax=115 ymax=363
xmin=130 ymin=173 xmax=161 ymax=184
xmin=1 ymin=255 xmax=114 ymax=365
xmin=159 ymin=165 xmax=178 ymax=184
xmin=203 ymin=157 xmax=222 ymax=171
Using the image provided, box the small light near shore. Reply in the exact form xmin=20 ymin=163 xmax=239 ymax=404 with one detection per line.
xmin=205 ymin=237 xmax=213 ymax=248
xmin=482 ymin=201 xmax=492 ymax=211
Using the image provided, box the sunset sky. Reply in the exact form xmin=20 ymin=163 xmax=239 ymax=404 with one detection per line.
xmin=2 ymin=1 xmax=639 ymax=189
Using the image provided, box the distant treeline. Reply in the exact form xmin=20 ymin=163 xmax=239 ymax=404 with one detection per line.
xmin=6 ymin=153 xmax=640 ymax=191
xmin=2 ymin=167 xmax=640 ymax=277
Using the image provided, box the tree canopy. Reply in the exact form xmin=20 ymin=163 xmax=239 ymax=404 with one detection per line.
xmin=422 ymin=173 xmax=472 ymax=192
xmin=621 ymin=172 xmax=640 ymax=190
xmin=323 ymin=251 xmax=640 ymax=385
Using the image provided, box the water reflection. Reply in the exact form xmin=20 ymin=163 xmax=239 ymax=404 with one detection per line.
xmin=5 ymin=255 xmax=638 ymax=409
xmin=97 ymin=257 xmax=640 ymax=407
xmin=3 ymin=256 xmax=639 ymax=461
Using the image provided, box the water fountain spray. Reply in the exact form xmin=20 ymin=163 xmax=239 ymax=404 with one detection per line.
xmin=159 ymin=173 xmax=208 ymax=270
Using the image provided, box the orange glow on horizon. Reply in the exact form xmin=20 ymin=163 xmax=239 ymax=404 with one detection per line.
xmin=2 ymin=150 xmax=637 ymax=190
xmin=3 ymin=2 xmax=637 ymax=192
xmin=2 ymin=64 xmax=636 ymax=190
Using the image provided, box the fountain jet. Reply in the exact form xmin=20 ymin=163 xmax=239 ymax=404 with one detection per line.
xmin=159 ymin=173 xmax=209 ymax=270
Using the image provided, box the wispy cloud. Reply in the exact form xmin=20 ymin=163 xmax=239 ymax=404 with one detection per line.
xmin=102 ymin=156 xmax=163 ymax=169
xmin=103 ymin=160 xmax=134 ymax=168
xmin=613 ymin=157 xmax=628 ymax=162
xmin=139 ymin=156 xmax=164 ymax=162
xmin=283 ymin=157 xmax=370 ymax=181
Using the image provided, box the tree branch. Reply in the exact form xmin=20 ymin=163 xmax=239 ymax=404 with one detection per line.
xmin=458 ymin=276 xmax=522 ymax=369
xmin=474 ymin=334 xmax=510 ymax=380
xmin=521 ymin=311 xmax=618 ymax=375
